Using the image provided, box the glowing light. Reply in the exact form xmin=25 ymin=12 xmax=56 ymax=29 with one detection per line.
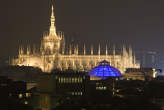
xmin=24 ymin=101 xmax=28 ymax=105
xmin=26 ymin=93 xmax=31 ymax=98
xmin=153 ymin=68 xmax=157 ymax=78
xmin=18 ymin=94 xmax=23 ymax=99
xmin=89 ymin=60 xmax=122 ymax=80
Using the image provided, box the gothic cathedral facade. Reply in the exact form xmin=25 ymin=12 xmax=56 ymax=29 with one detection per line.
xmin=11 ymin=5 xmax=140 ymax=73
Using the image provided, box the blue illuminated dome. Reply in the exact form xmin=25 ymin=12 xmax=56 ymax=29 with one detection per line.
xmin=89 ymin=60 xmax=122 ymax=80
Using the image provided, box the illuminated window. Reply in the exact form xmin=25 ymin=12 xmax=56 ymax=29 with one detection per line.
xmin=25 ymin=101 xmax=28 ymax=105
xmin=58 ymin=78 xmax=61 ymax=83
xmin=75 ymin=77 xmax=77 ymax=83
xmin=26 ymin=93 xmax=31 ymax=97
xmin=72 ymin=78 xmax=75 ymax=83
xmin=61 ymin=78 xmax=63 ymax=83
xmin=79 ymin=78 xmax=82 ymax=83
xmin=78 ymin=92 xmax=81 ymax=95
xmin=63 ymin=78 xmax=66 ymax=83
xmin=18 ymin=94 xmax=23 ymax=99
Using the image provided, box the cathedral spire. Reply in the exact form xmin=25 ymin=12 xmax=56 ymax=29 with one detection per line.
xmin=74 ymin=45 xmax=78 ymax=55
xmin=33 ymin=45 xmax=36 ymax=54
xmin=98 ymin=44 xmax=100 ymax=56
xmin=105 ymin=45 xmax=108 ymax=56
xmin=91 ymin=45 xmax=93 ymax=55
xmin=49 ymin=5 xmax=57 ymax=36
xmin=128 ymin=45 xmax=132 ymax=57
xmin=122 ymin=44 xmax=127 ymax=56
xmin=19 ymin=45 xmax=24 ymax=56
xmin=113 ymin=45 xmax=116 ymax=55
xmin=69 ymin=45 xmax=72 ymax=55
xmin=76 ymin=45 xmax=79 ymax=55
xmin=84 ymin=44 xmax=86 ymax=55
xmin=133 ymin=52 xmax=136 ymax=65
xmin=26 ymin=45 xmax=31 ymax=55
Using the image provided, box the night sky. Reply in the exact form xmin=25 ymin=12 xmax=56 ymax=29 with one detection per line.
xmin=1 ymin=0 xmax=164 ymax=58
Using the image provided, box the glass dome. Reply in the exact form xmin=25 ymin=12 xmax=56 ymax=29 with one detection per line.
xmin=89 ymin=60 xmax=122 ymax=80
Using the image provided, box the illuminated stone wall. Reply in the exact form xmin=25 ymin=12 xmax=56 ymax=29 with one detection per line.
xmin=11 ymin=5 xmax=140 ymax=73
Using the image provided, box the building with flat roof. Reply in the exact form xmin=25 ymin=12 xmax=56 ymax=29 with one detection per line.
xmin=37 ymin=70 xmax=90 ymax=96
xmin=124 ymin=68 xmax=158 ymax=80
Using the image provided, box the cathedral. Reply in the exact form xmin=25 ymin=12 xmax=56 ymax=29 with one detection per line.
xmin=11 ymin=5 xmax=140 ymax=73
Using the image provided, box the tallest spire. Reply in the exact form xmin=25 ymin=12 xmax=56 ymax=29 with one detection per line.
xmin=49 ymin=5 xmax=57 ymax=36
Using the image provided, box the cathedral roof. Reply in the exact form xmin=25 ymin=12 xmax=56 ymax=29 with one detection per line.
xmin=89 ymin=60 xmax=122 ymax=80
